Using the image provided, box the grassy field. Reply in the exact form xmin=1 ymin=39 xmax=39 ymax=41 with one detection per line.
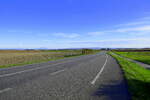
xmin=114 ymin=51 xmax=150 ymax=65
xmin=109 ymin=52 xmax=150 ymax=100
xmin=0 ymin=49 xmax=99 ymax=68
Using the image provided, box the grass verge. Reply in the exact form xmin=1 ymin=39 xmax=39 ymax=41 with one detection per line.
xmin=114 ymin=51 xmax=150 ymax=65
xmin=108 ymin=52 xmax=150 ymax=100
xmin=0 ymin=50 xmax=100 ymax=68
xmin=0 ymin=54 xmax=84 ymax=68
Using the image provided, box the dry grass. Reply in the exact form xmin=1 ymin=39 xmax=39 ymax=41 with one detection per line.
xmin=0 ymin=50 xmax=83 ymax=68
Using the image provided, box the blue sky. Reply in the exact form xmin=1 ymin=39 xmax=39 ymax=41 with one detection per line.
xmin=0 ymin=0 xmax=150 ymax=49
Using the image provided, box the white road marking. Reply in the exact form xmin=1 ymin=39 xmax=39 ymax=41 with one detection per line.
xmin=91 ymin=54 xmax=108 ymax=85
xmin=0 ymin=62 xmax=67 ymax=78
xmin=0 ymin=53 xmax=101 ymax=78
xmin=0 ymin=88 xmax=12 ymax=94
xmin=51 ymin=69 xmax=65 ymax=75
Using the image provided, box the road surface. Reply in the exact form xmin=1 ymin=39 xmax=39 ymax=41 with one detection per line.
xmin=0 ymin=52 xmax=130 ymax=100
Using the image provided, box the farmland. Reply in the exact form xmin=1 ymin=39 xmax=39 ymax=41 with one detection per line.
xmin=0 ymin=49 xmax=99 ymax=68
xmin=109 ymin=52 xmax=150 ymax=100
xmin=114 ymin=51 xmax=150 ymax=65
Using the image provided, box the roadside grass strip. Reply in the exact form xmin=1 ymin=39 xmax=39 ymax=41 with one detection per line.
xmin=109 ymin=52 xmax=150 ymax=100
xmin=114 ymin=52 xmax=150 ymax=65
xmin=0 ymin=50 xmax=100 ymax=68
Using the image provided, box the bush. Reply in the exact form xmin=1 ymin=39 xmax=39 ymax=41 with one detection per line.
xmin=81 ymin=49 xmax=94 ymax=54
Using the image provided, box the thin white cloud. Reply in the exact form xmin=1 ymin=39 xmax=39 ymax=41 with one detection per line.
xmin=116 ymin=25 xmax=150 ymax=32
xmin=37 ymin=33 xmax=50 ymax=37
xmin=89 ymin=25 xmax=150 ymax=35
xmin=33 ymin=16 xmax=150 ymax=48
xmin=87 ymin=31 xmax=105 ymax=36
xmin=87 ymin=17 xmax=150 ymax=36
xmin=117 ymin=21 xmax=150 ymax=27
xmin=53 ymin=32 xmax=80 ymax=38
xmin=69 ymin=38 xmax=150 ymax=44
xmin=105 ymin=44 xmax=150 ymax=48
xmin=86 ymin=20 xmax=150 ymax=36
xmin=6 ymin=16 xmax=150 ymax=49
xmin=116 ymin=16 xmax=150 ymax=27
xmin=64 ymin=38 xmax=150 ymax=48
xmin=141 ymin=16 xmax=150 ymax=20
xmin=42 ymin=40 xmax=51 ymax=42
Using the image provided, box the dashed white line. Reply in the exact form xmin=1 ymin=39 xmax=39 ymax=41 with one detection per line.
xmin=0 ymin=88 xmax=12 ymax=94
xmin=0 ymin=64 xmax=57 ymax=78
xmin=0 ymin=55 xmax=94 ymax=78
xmin=0 ymin=54 xmax=102 ymax=78
xmin=50 ymin=69 xmax=65 ymax=75
xmin=0 ymin=54 xmax=97 ymax=78
xmin=91 ymin=54 xmax=108 ymax=85
xmin=0 ymin=61 xmax=70 ymax=78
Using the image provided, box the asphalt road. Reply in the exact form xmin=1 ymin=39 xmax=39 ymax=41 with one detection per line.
xmin=0 ymin=52 xmax=130 ymax=100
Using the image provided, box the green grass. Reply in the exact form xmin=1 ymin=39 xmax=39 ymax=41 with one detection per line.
xmin=114 ymin=51 xmax=150 ymax=65
xmin=108 ymin=52 xmax=150 ymax=100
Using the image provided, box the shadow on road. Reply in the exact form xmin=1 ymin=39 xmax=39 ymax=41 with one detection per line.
xmin=92 ymin=80 xmax=131 ymax=100
xmin=92 ymin=79 xmax=150 ymax=100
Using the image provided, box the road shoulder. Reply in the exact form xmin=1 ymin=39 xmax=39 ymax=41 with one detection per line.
xmin=92 ymin=55 xmax=131 ymax=100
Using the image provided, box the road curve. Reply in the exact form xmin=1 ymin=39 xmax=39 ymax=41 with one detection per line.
xmin=0 ymin=52 xmax=130 ymax=100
